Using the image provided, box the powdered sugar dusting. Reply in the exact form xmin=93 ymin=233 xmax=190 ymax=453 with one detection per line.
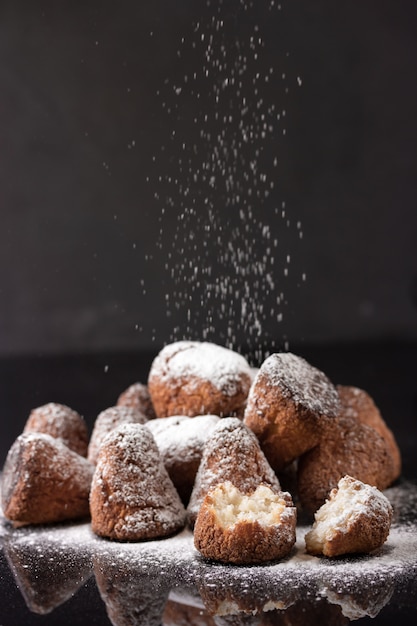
xmin=305 ymin=476 xmax=393 ymax=557
xmin=257 ymin=352 xmax=340 ymax=417
xmin=2 ymin=433 xmax=93 ymax=502
xmin=25 ymin=403 xmax=81 ymax=430
xmin=150 ymin=341 xmax=252 ymax=395
xmin=117 ymin=382 xmax=156 ymax=420
xmin=146 ymin=415 xmax=220 ymax=467
xmin=1 ymin=484 xmax=416 ymax=620
xmin=88 ymin=405 xmax=148 ymax=464
xmin=23 ymin=402 xmax=88 ymax=457
xmin=90 ymin=424 xmax=186 ymax=539
xmin=187 ymin=417 xmax=281 ymax=521
xmin=320 ymin=476 xmax=392 ymax=532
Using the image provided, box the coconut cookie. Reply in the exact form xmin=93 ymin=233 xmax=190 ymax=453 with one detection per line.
xmin=1 ymin=432 xmax=94 ymax=525
xmin=297 ymin=409 xmax=400 ymax=515
xmin=305 ymin=475 xmax=393 ymax=557
xmin=89 ymin=423 xmax=186 ymax=541
xmin=87 ymin=405 xmax=148 ymax=465
xmin=187 ymin=417 xmax=280 ymax=527
xmin=117 ymin=381 xmax=156 ymax=420
xmin=194 ymin=481 xmax=296 ymax=564
xmin=336 ymin=385 xmax=401 ymax=479
xmin=148 ymin=341 xmax=253 ymax=418
xmin=23 ymin=402 xmax=89 ymax=458
xmin=146 ymin=414 xmax=220 ymax=504
xmin=244 ymin=353 xmax=340 ymax=472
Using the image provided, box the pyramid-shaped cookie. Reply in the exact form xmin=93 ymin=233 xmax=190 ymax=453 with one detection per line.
xmin=305 ymin=475 xmax=393 ymax=557
xmin=244 ymin=353 xmax=340 ymax=472
xmin=187 ymin=417 xmax=280 ymax=526
xmin=88 ymin=405 xmax=148 ymax=465
xmin=90 ymin=423 xmax=186 ymax=540
xmin=23 ymin=402 xmax=89 ymax=457
xmin=117 ymin=381 xmax=157 ymax=420
xmin=148 ymin=341 xmax=253 ymax=418
xmin=297 ymin=412 xmax=399 ymax=516
xmin=1 ymin=432 xmax=94 ymax=525
xmin=146 ymin=414 xmax=220 ymax=504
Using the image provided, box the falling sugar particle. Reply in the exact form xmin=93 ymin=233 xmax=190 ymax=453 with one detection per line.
xmin=150 ymin=0 xmax=306 ymax=364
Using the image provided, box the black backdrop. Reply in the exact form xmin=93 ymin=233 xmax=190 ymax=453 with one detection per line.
xmin=1 ymin=0 xmax=416 ymax=356
xmin=1 ymin=7 xmax=417 ymax=620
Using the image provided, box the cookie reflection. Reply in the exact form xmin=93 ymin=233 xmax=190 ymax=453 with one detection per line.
xmin=321 ymin=573 xmax=394 ymax=620
xmin=259 ymin=598 xmax=349 ymax=626
xmin=195 ymin=566 xmax=298 ymax=623
xmin=94 ymin=551 xmax=171 ymax=626
xmin=3 ymin=531 xmax=92 ymax=615
xmin=162 ymin=596 xmax=349 ymax=626
xmin=163 ymin=598 xmax=217 ymax=626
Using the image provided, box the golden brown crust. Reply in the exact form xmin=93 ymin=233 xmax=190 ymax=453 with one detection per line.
xmin=297 ymin=383 xmax=401 ymax=516
xmin=89 ymin=423 xmax=186 ymax=541
xmin=193 ymin=483 xmax=296 ymax=565
xmin=336 ymin=385 xmax=401 ymax=478
xmin=305 ymin=476 xmax=393 ymax=557
xmin=313 ymin=512 xmax=391 ymax=557
xmin=187 ymin=418 xmax=280 ymax=527
xmin=1 ymin=433 xmax=94 ymax=525
xmin=23 ymin=402 xmax=89 ymax=457
xmin=146 ymin=415 xmax=220 ymax=505
xmin=88 ymin=405 xmax=148 ymax=465
xmin=244 ymin=386 xmax=322 ymax=473
xmin=117 ymin=382 xmax=157 ymax=420
xmin=243 ymin=353 xmax=339 ymax=472
xmin=297 ymin=415 xmax=397 ymax=515
xmin=148 ymin=341 xmax=253 ymax=418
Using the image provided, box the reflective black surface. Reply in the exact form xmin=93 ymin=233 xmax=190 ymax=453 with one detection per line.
xmin=1 ymin=343 xmax=416 ymax=625
xmin=1 ymin=484 xmax=417 ymax=626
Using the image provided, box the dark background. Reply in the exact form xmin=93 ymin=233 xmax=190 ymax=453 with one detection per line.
xmin=0 ymin=0 xmax=416 ymax=356
xmin=0 ymin=0 xmax=416 ymax=465
xmin=0 ymin=5 xmax=416 ymax=622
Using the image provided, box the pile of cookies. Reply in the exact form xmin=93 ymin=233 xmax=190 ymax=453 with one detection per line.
xmin=1 ymin=340 xmax=399 ymax=564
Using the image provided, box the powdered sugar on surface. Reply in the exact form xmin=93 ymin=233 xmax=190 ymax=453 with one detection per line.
xmin=2 ymin=513 xmax=415 ymax=574
xmin=1 ymin=481 xmax=416 ymax=619
xmin=2 ymin=433 xmax=93 ymax=499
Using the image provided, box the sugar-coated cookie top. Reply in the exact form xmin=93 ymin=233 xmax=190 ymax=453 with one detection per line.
xmin=314 ymin=475 xmax=393 ymax=532
xmin=92 ymin=423 xmax=185 ymax=533
xmin=88 ymin=405 xmax=148 ymax=464
xmin=259 ymin=352 xmax=340 ymax=417
xmin=147 ymin=414 xmax=220 ymax=462
xmin=191 ymin=417 xmax=280 ymax=496
xmin=150 ymin=341 xmax=252 ymax=395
